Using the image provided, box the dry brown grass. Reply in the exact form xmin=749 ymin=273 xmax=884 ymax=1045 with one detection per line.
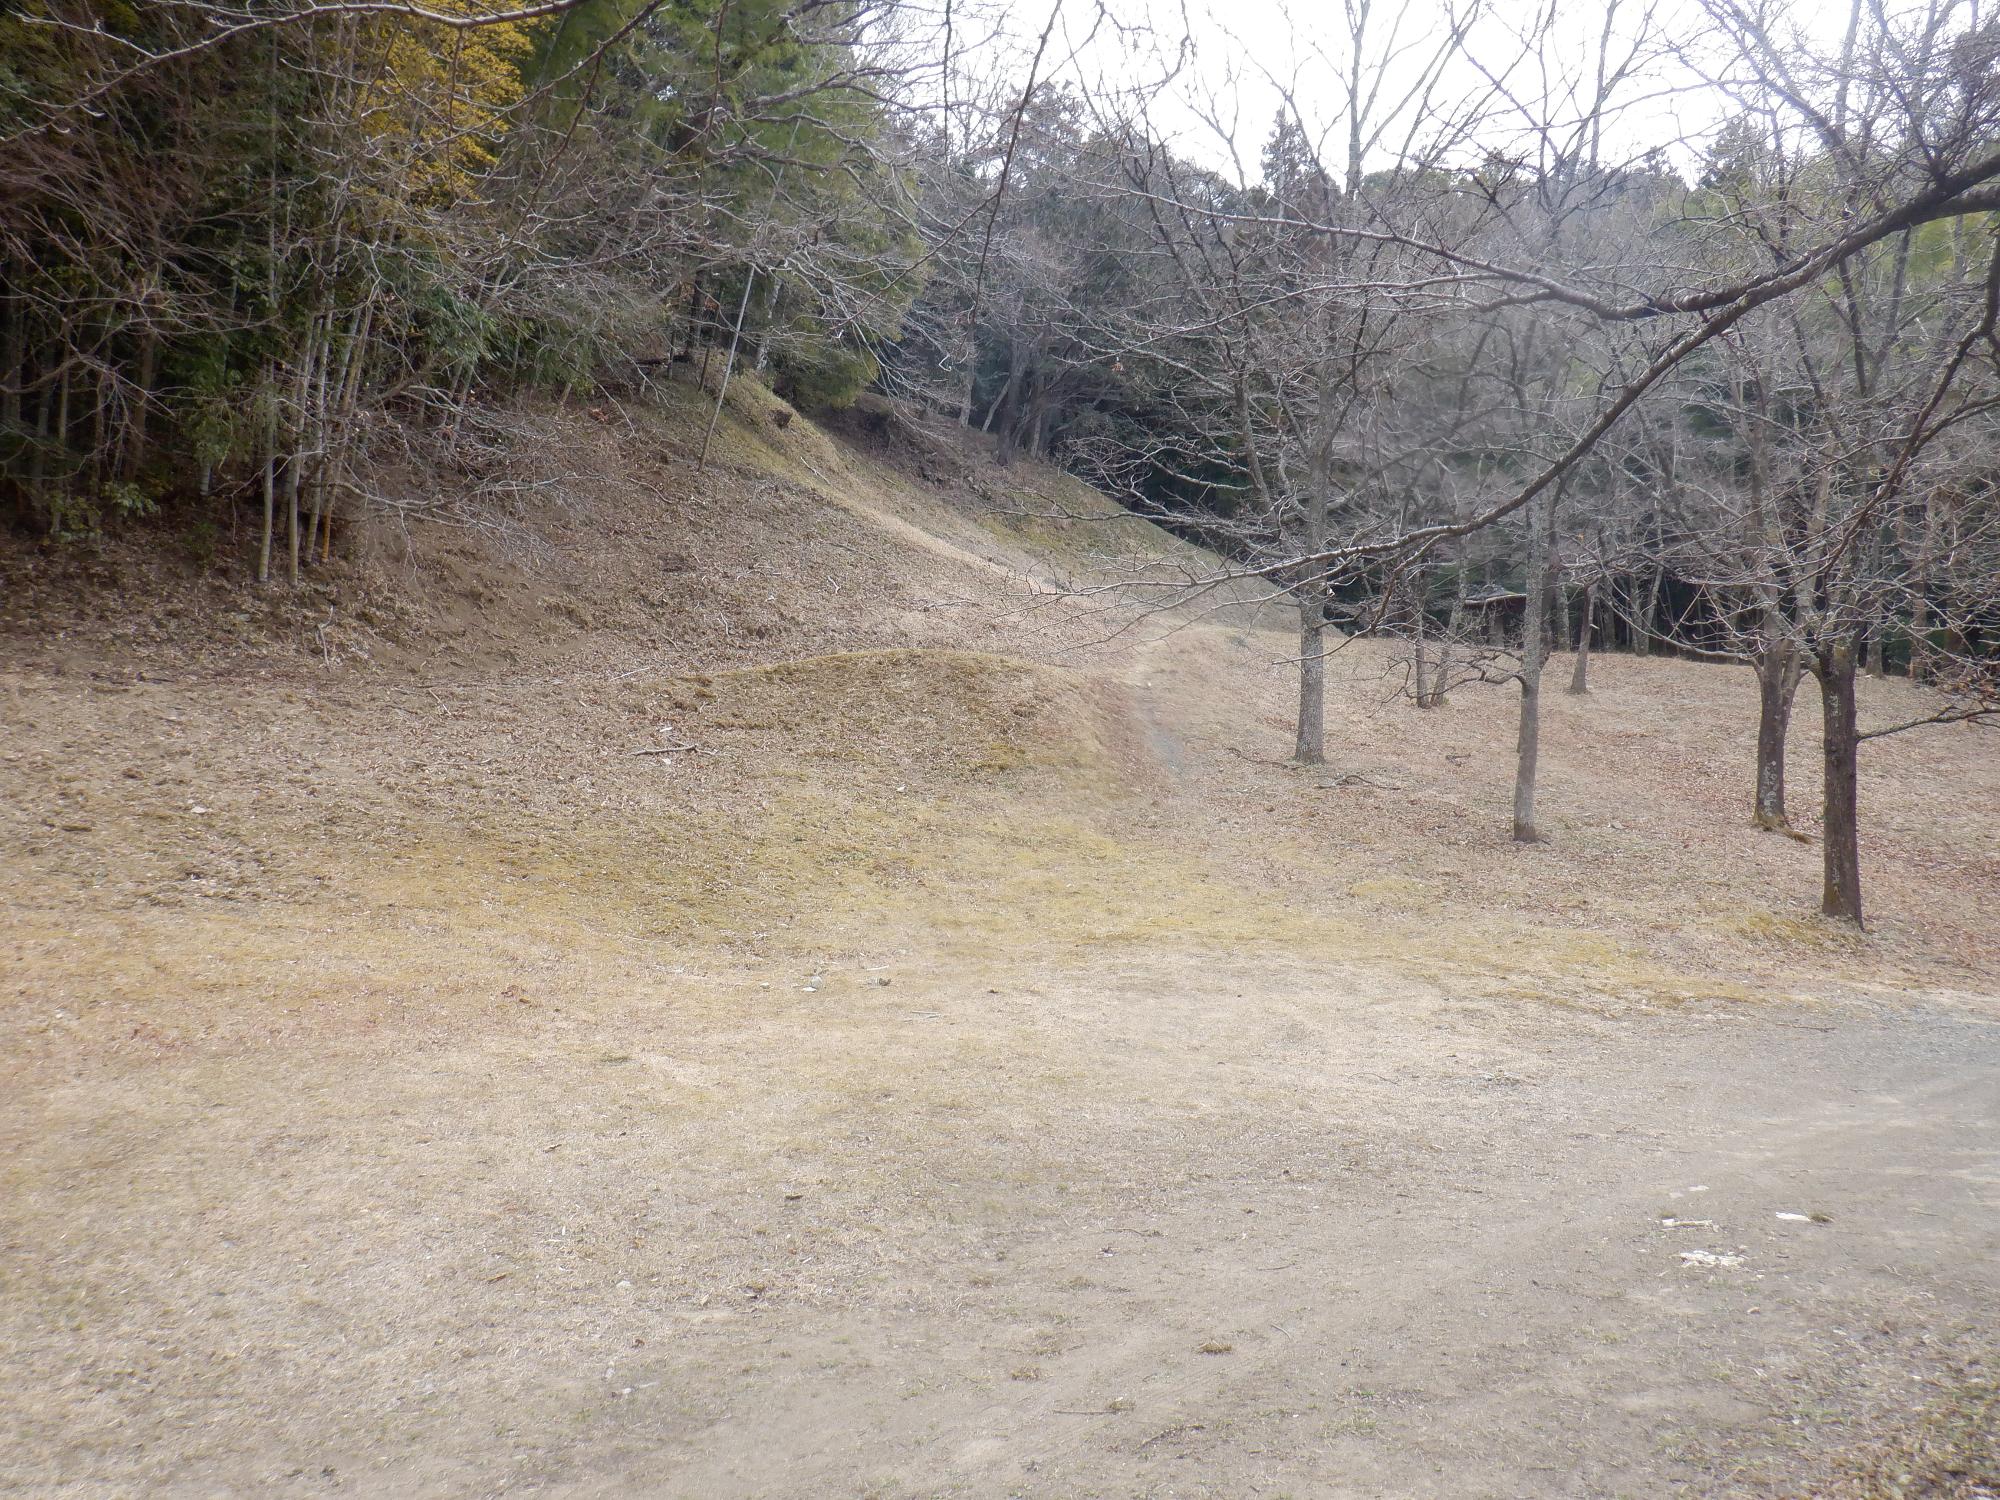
xmin=4 ymin=376 xmax=1998 ymax=1499
xmin=5 ymin=373 xmax=1996 ymax=1029
xmin=1775 ymin=1365 xmax=2000 ymax=1500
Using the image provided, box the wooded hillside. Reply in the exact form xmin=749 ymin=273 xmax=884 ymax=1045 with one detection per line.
xmin=4 ymin=0 xmax=1998 ymax=925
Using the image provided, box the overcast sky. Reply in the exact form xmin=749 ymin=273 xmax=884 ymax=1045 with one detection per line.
xmin=943 ymin=0 xmax=1868 ymax=183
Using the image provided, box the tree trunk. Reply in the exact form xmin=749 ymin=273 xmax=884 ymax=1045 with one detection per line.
xmin=1295 ymin=582 xmax=1326 ymax=765
xmin=1752 ymin=640 xmax=1805 ymax=834
xmin=286 ymin=454 xmax=302 ymax=585
xmin=1905 ymin=492 xmax=1943 ymax=682
xmin=286 ymin=325 xmax=320 ymax=587
xmin=955 ymin=348 xmax=975 ymax=427
xmin=680 ymin=278 xmax=705 ymax=362
xmin=1431 ymin=584 xmax=1464 ymax=707
xmin=1412 ymin=604 xmax=1432 ymax=708
xmin=124 ymin=326 xmax=158 ymax=482
xmin=1 ymin=299 xmax=21 ymax=513
xmin=1567 ymin=581 xmax=1594 ymax=694
xmin=29 ymin=368 xmax=52 ymax=518
xmin=88 ymin=361 xmax=106 ymax=494
xmin=980 ymin=364 xmax=1014 ymax=433
xmin=258 ymin=367 xmax=276 ymax=585
xmin=304 ymin=320 xmax=334 ymax=569
xmin=1292 ymin=332 xmax=1337 ymax=763
xmin=1816 ymin=641 xmax=1863 ymax=925
xmin=1513 ymin=492 xmax=1551 ymax=842
xmin=751 ymin=273 xmax=783 ymax=374
xmin=1632 ymin=567 xmax=1661 ymax=657
xmin=1512 ymin=648 xmax=1544 ymax=842
xmin=51 ymin=364 xmax=71 ymax=529
xmin=987 ymin=343 xmax=1026 ymax=465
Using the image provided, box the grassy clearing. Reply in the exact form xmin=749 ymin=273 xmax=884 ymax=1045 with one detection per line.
xmin=7 ymin=373 xmax=1990 ymax=1073
xmin=1715 ymin=905 xmax=1876 ymax=954
xmin=688 ymin=648 xmax=1125 ymax=777
xmin=370 ymin=788 xmax=1324 ymax=960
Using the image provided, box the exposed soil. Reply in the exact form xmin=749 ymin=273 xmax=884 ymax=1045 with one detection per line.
xmin=3 ymin=383 xmax=1996 ymax=1497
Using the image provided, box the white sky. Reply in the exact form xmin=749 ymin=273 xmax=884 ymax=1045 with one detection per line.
xmin=946 ymin=0 xmax=1873 ymax=184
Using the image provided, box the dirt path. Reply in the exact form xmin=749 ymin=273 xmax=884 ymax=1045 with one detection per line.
xmin=5 ymin=949 xmax=1996 ymax=1498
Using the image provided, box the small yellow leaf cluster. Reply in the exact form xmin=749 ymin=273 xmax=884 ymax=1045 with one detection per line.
xmin=359 ymin=0 xmax=541 ymax=205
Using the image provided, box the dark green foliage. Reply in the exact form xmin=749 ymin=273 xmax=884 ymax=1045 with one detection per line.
xmin=0 ymin=0 xmax=922 ymax=548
